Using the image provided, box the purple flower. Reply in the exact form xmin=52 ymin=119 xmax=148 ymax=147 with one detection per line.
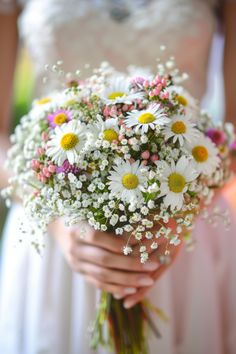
xmin=229 ymin=140 xmax=236 ymax=151
xmin=130 ymin=77 xmax=145 ymax=85
xmin=206 ymin=128 xmax=226 ymax=146
xmin=130 ymin=77 xmax=146 ymax=91
xmin=47 ymin=109 xmax=72 ymax=128
xmin=56 ymin=160 xmax=80 ymax=175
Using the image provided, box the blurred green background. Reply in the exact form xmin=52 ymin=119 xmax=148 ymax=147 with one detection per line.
xmin=13 ymin=48 xmax=34 ymax=127
xmin=0 ymin=47 xmax=33 ymax=237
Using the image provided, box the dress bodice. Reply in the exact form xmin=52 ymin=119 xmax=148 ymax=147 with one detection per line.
xmin=2 ymin=0 xmax=219 ymax=98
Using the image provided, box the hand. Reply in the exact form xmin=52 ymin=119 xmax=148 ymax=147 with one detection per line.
xmin=50 ymin=219 xmax=161 ymax=297
xmin=230 ymin=156 xmax=236 ymax=176
xmin=120 ymin=240 xmax=183 ymax=309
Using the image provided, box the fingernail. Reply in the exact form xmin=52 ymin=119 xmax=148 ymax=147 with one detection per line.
xmin=124 ymin=287 xmax=137 ymax=295
xmin=138 ymin=277 xmax=154 ymax=286
xmin=113 ymin=294 xmax=124 ymax=300
xmin=124 ymin=300 xmax=135 ymax=309
xmin=142 ymin=262 xmax=158 ymax=271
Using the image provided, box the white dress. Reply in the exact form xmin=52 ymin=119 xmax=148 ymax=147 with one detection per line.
xmin=1 ymin=1 xmax=236 ymax=353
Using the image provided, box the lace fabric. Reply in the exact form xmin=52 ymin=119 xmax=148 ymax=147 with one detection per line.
xmin=15 ymin=0 xmax=218 ymax=99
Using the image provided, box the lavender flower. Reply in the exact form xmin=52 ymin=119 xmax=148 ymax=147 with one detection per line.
xmin=56 ymin=160 xmax=80 ymax=175
xmin=47 ymin=109 xmax=72 ymax=128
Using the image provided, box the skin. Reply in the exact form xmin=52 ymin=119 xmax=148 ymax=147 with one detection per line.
xmin=49 ymin=218 xmax=182 ymax=308
xmin=0 ymin=8 xmax=19 ymax=190
xmin=0 ymin=3 xmax=235 ymax=310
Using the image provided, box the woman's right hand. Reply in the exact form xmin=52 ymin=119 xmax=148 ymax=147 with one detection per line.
xmin=50 ymin=219 xmax=159 ymax=297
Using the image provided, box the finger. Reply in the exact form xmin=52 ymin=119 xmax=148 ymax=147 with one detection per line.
xmin=73 ymin=222 xmax=166 ymax=254
xmin=122 ymin=262 xmax=174 ymax=308
xmin=123 ymin=286 xmax=151 ymax=308
xmin=123 ymin=243 xmax=183 ymax=308
xmin=149 ymin=242 xmax=183 ymax=281
xmin=72 ymin=224 xmax=132 ymax=254
xmin=84 ymin=274 xmax=137 ymax=295
xmin=132 ymin=235 xmax=168 ymax=256
xmin=157 ymin=240 xmax=183 ymax=265
xmin=74 ymin=260 xmax=155 ymax=287
xmin=72 ymin=243 xmax=159 ymax=272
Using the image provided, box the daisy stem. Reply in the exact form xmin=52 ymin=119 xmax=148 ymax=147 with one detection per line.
xmin=90 ymin=292 xmax=149 ymax=354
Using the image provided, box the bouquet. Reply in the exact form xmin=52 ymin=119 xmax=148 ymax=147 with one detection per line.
xmin=2 ymin=58 xmax=235 ymax=354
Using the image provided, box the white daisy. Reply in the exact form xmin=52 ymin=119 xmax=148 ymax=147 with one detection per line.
xmin=163 ymin=115 xmax=199 ymax=146
xmin=30 ymin=96 xmax=56 ymax=120
xmin=35 ymin=97 xmax=53 ymax=106
xmin=90 ymin=118 xmax=120 ymax=143
xmin=124 ymin=104 xmax=169 ymax=134
xmin=186 ymin=135 xmax=220 ymax=175
xmin=102 ymin=118 xmax=120 ymax=143
xmin=46 ymin=120 xmax=86 ymax=165
xmin=101 ymin=77 xmax=143 ymax=104
xmin=158 ymin=156 xmax=198 ymax=211
xmin=108 ymin=160 xmax=146 ymax=203
xmin=167 ymin=85 xmax=197 ymax=113
xmin=31 ymin=91 xmax=76 ymax=121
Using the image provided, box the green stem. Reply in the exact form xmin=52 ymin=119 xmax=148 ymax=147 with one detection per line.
xmin=90 ymin=292 xmax=150 ymax=354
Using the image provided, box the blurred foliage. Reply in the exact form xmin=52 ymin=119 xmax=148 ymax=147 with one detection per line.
xmin=12 ymin=47 xmax=34 ymax=129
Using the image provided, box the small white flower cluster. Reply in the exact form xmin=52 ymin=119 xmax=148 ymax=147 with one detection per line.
xmin=2 ymin=60 xmax=235 ymax=261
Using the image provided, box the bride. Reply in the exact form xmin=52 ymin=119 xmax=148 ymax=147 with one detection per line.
xmin=0 ymin=1 xmax=236 ymax=353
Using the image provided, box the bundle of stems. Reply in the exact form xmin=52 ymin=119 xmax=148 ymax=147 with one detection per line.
xmin=91 ymin=291 xmax=164 ymax=354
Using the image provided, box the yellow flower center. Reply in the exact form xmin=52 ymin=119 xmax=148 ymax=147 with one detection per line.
xmin=60 ymin=133 xmax=79 ymax=150
xmin=192 ymin=145 xmax=209 ymax=162
xmin=108 ymin=91 xmax=126 ymax=100
xmin=37 ymin=97 xmax=52 ymax=105
xmin=138 ymin=113 xmax=156 ymax=124
xmin=171 ymin=121 xmax=186 ymax=134
xmin=103 ymin=129 xmax=118 ymax=142
xmin=89 ymin=162 xmax=96 ymax=170
xmin=53 ymin=113 xmax=68 ymax=125
xmin=168 ymin=173 xmax=186 ymax=193
xmin=176 ymin=95 xmax=188 ymax=106
xmin=219 ymin=145 xmax=228 ymax=154
xmin=122 ymin=173 xmax=139 ymax=190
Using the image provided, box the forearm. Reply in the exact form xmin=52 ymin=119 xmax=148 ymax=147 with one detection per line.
xmin=223 ymin=3 xmax=236 ymax=125
xmin=0 ymin=10 xmax=20 ymax=189
xmin=0 ymin=10 xmax=19 ymax=128
xmin=0 ymin=135 xmax=11 ymax=189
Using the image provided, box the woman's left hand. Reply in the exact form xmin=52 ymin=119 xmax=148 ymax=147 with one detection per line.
xmin=114 ymin=238 xmax=183 ymax=309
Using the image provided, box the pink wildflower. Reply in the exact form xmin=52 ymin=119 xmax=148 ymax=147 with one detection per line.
xmin=42 ymin=132 xmax=49 ymax=142
xmin=206 ymin=129 xmax=226 ymax=145
xmin=47 ymin=109 xmax=71 ymax=128
xmin=141 ymin=160 xmax=148 ymax=166
xmin=31 ymin=159 xmax=40 ymax=170
xmin=151 ymin=154 xmax=159 ymax=162
xmin=141 ymin=151 xmax=150 ymax=160
xmin=37 ymin=147 xmax=45 ymax=156
xmin=48 ymin=164 xmax=57 ymax=173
